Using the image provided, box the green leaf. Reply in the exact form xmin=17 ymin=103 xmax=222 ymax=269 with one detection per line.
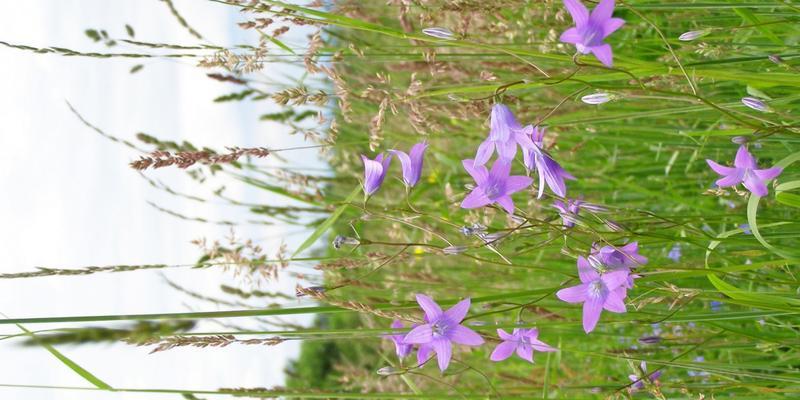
xmin=258 ymin=30 xmax=296 ymax=54
xmin=776 ymin=192 xmax=800 ymax=208
xmin=292 ymin=186 xmax=360 ymax=258
xmin=129 ymin=64 xmax=144 ymax=74
xmin=125 ymin=24 xmax=135 ymax=38
xmin=733 ymin=8 xmax=782 ymax=46
xmin=17 ymin=324 xmax=112 ymax=390
xmin=84 ymin=29 xmax=101 ymax=42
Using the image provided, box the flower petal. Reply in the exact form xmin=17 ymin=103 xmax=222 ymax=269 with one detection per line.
xmin=559 ymin=27 xmax=582 ymax=44
xmin=417 ymin=344 xmax=432 ymax=366
xmin=473 ymin=141 xmax=495 ymax=167
xmin=432 ymin=338 xmax=452 ymax=372
xmin=530 ymin=339 xmax=557 ymax=352
xmin=601 ymin=270 xmax=630 ymax=291
xmin=582 ymin=296 xmax=604 ymax=333
xmin=563 ymin=0 xmax=589 ymax=27
xmin=389 ymin=150 xmax=413 ymax=186
xmin=462 ymin=158 xmax=489 ymax=185
xmin=754 ymin=166 xmax=782 ymax=181
xmin=403 ymin=324 xmax=433 ymax=344
xmin=505 ymin=175 xmax=533 ymax=194
xmin=743 ymin=172 xmax=768 ymax=197
xmin=449 ymin=325 xmax=484 ymax=346
xmin=706 ymin=159 xmax=737 ymax=176
xmin=590 ymin=43 xmax=613 ymax=67
xmin=490 ymin=341 xmax=517 ymax=362
xmin=516 ymin=343 xmax=534 ymax=363
xmin=602 ymin=17 xmax=625 ymax=38
xmin=577 ymin=256 xmax=600 ymax=283
xmin=443 ymin=298 xmax=471 ymax=323
xmin=495 ymin=195 xmax=516 ymax=214
xmin=461 ymin=189 xmax=493 ymax=209
xmin=361 ymin=156 xmax=385 ymax=195
xmin=716 ymin=173 xmax=742 ymax=188
xmin=497 ymin=329 xmax=514 ymax=341
xmin=591 ymin=0 xmax=615 ymax=22
xmin=556 ymin=283 xmax=588 ymax=303
xmin=603 ymin=288 xmax=627 ymax=313
xmin=734 ymin=145 xmax=756 ymax=169
xmin=416 ymin=294 xmax=443 ymax=321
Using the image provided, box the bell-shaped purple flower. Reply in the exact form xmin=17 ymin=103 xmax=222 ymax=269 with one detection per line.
xmin=460 ymin=159 xmax=533 ymax=214
xmin=389 ymin=141 xmax=428 ymax=188
xmin=559 ymin=0 xmax=625 ymax=67
xmin=474 ymin=104 xmax=536 ymax=166
xmin=629 ymin=361 xmax=662 ymax=391
xmin=361 ymin=153 xmax=392 ymax=196
xmin=556 ymin=256 xmax=630 ymax=333
xmin=522 ymin=126 xmax=576 ymax=198
xmin=706 ymin=145 xmax=782 ymax=197
xmin=591 ymin=242 xmax=648 ymax=270
xmin=384 ymin=320 xmax=413 ymax=359
xmin=553 ymin=199 xmax=583 ymax=227
xmin=403 ymin=294 xmax=484 ymax=372
xmin=490 ymin=328 xmax=556 ymax=363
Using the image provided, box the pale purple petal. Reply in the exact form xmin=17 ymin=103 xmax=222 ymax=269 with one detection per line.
xmin=391 ymin=320 xmax=404 ymax=330
xmin=497 ymin=139 xmax=518 ymax=161
xmin=449 ymin=325 xmax=484 ymax=346
xmin=563 ymin=0 xmax=589 ymax=27
xmin=443 ymin=298 xmax=471 ymax=323
xmin=530 ymin=339 xmax=557 ymax=352
xmin=495 ymin=195 xmax=516 ymax=214
xmin=716 ymin=173 xmax=742 ymax=188
xmin=461 ymin=189 xmax=493 ymax=209
xmin=582 ymin=296 xmax=604 ymax=333
xmin=590 ymin=44 xmax=613 ymax=67
xmin=490 ymin=341 xmax=517 ymax=362
xmin=462 ymin=159 xmax=489 ymax=185
xmin=754 ymin=166 xmax=782 ymax=181
xmin=416 ymin=294 xmax=443 ymax=321
xmin=417 ymin=344 xmax=432 ymax=366
xmin=516 ymin=343 xmax=534 ymax=363
xmin=590 ymin=0 xmax=615 ymax=22
xmin=559 ymin=27 xmax=582 ymax=44
xmin=505 ymin=176 xmax=533 ymax=194
xmin=497 ymin=329 xmax=514 ymax=341
xmin=743 ymin=172 xmax=768 ymax=197
xmin=403 ymin=324 xmax=433 ymax=344
xmin=601 ymin=270 xmax=630 ymax=291
xmin=577 ymin=256 xmax=600 ymax=283
xmin=706 ymin=159 xmax=737 ymax=176
xmin=389 ymin=149 xmax=414 ymax=186
xmin=603 ymin=288 xmax=627 ymax=313
xmin=734 ymin=145 xmax=756 ymax=169
xmin=556 ymin=283 xmax=588 ymax=303
xmin=432 ymin=338 xmax=453 ymax=372
xmin=474 ymin=141 xmax=495 ymax=167
xmin=602 ymin=17 xmax=625 ymax=38
xmin=361 ymin=156 xmax=385 ymax=196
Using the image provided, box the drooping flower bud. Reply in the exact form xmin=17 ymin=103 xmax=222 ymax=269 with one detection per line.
xmin=678 ymin=29 xmax=710 ymax=41
xmin=422 ymin=27 xmax=456 ymax=40
xmin=581 ymin=92 xmax=612 ymax=105
xmin=741 ymin=96 xmax=770 ymax=113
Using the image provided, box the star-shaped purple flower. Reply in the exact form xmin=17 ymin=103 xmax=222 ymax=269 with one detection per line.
xmin=389 ymin=141 xmax=428 ymax=188
xmin=556 ymin=256 xmax=630 ymax=333
xmin=361 ymin=153 xmax=392 ymax=196
xmin=559 ymin=0 xmax=625 ymax=67
xmin=522 ymin=126 xmax=576 ymax=198
xmin=706 ymin=145 xmax=782 ymax=197
xmin=403 ymin=294 xmax=484 ymax=372
xmin=384 ymin=320 xmax=413 ymax=359
xmin=490 ymin=328 xmax=556 ymax=363
xmin=474 ymin=104 xmax=536 ymax=166
xmin=553 ymin=199 xmax=582 ymax=227
xmin=461 ymin=159 xmax=533 ymax=214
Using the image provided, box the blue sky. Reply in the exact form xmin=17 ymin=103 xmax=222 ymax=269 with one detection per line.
xmin=0 ymin=1 xmax=323 ymax=398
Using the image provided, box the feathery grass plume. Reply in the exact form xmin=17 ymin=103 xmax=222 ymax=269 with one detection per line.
xmin=130 ymin=147 xmax=270 ymax=170
xmin=21 ymin=321 xmax=195 ymax=347
xmin=134 ymin=335 xmax=284 ymax=354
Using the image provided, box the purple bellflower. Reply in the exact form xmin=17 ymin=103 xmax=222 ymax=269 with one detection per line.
xmin=490 ymin=328 xmax=556 ymax=363
xmin=556 ymin=256 xmax=630 ymax=333
xmin=591 ymin=242 xmax=648 ymax=270
xmin=474 ymin=104 xmax=536 ymax=166
xmin=523 ymin=126 xmax=576 ymax=198
xmin=553 ymin=199 xmax=582 ymax=227
xmin=361 ymin=153 xmax=392 ymax=196
xmin=389 ymin=141 xmax=428 ymax=188
xmin=385 ymin=320 xmax=413 ymax=359
xmin=559 ymin=0 xmax=625 ymax=67
xmin=667 ymin=244 xmax=681 ymax=263
xmin=629 ymin=361 xmax=662 ymax=391
xmin=461 ymin=159 xmax=533 ymax=214
xmin=403 ymin=294 xmax=484 ymax=372
xmin=706 ymin=145 xmax=782 ymax=197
